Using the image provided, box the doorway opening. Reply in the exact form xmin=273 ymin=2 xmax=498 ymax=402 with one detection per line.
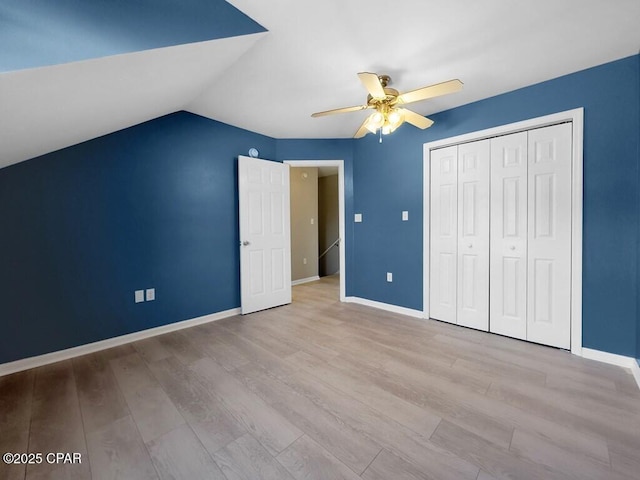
xmin=284 ymin=160 xmax=346 ymax=302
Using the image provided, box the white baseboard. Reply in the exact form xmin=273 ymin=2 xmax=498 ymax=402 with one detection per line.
xmin=581 ymin=347 xmax=640 ymax=391
xmin=581 ymin=347 xmax=637 ymax=368
xmin=292 ymin=276 xmax=320 ymax=286
xmin=345 ymin=296 xmax=423 ymax=319
xmin=632 ymin=361 xmax=640 ymax=390
xmin=0 ymin=307 xmax=241 ymax=377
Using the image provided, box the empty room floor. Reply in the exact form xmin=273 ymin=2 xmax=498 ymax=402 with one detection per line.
xmin=1 ymin=275 xmax=639 ymax=479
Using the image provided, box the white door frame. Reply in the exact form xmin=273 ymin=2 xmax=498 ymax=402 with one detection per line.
xmin=423 ymin=108 xmax=584 ymax=355
xmin=284 ymin=160 xmax=346 ymax=302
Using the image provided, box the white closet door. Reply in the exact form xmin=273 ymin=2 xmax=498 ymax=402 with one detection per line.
xmin=490 ymin=132 xmax=528 ymax=340
xmin=457 ymin=140 xmax=490 ymax=330
xmin=430 ymin=145 xmax=458 ymax=323
xmin=527 ymin=123 xmax=572 ymax=348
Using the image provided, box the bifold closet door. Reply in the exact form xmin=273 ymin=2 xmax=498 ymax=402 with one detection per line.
xmin=430 ymin=145 xmax=458 ymax=323
xmin=489 ymin=124 xmax=572 ymax=348
xmin=526 ymin=123 xmax=572 ymax=349
xmin=490 ymin=132 xmax=528 ymax=340
xmin=457 ymin=140 xmax=490 ymax=330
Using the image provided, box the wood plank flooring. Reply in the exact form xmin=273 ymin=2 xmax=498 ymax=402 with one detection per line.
xmin=1 ymin=275 xmax=639 ymax=479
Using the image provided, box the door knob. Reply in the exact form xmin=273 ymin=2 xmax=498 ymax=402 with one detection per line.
xmin=242 ymin=241 xmax=250 ymax=246
xmin=510 ymin=245 xmax=516 ymax=250
xmin=468 ymin=244 xmax=473 ymax=248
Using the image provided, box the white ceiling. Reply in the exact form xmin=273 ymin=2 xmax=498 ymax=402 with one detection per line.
xmin=1 ymin=0 xmax=639 ymax=168
xmin=0 ymin=33 xmax=265 ymax=169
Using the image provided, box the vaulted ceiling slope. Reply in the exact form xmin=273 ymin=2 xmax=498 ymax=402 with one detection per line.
xmin=0 ymin=33 xmax=266 ymax=169
xmin=0 ymin=0 xmax=266 ymax=169
xmin=1 ymin=0 xmax=639 ymax=169
xmin=0 ymin=0 xmax=265 ymax=72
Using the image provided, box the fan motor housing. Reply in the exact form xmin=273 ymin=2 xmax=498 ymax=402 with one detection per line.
xmin=367 ymin=87 xmax=399 ymax=106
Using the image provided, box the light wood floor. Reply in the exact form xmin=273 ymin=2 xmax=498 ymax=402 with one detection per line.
xmin=2 ymin=275 xmax=639 ymax=480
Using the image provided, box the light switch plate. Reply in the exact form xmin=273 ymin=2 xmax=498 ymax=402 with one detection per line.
xmin=135 ymin=290 xmax=144 ymax=303
xmin=354 ymin=213 xmax=362 ymax=223
xmin=146 ymin=288 xmax=155 ymax=301
xmin=386 ymin=272 xmax=393 ymax=282
xmin=402 ymin=211 xmax=409 ymax=221
xmin=310 ymin=218 xmax=314 ymax=225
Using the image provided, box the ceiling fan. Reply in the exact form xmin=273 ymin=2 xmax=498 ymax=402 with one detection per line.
xmin=311 ymin=73 xmax=463 ymax=139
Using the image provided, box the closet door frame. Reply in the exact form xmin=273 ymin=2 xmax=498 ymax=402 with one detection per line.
xmin=423 ymin=108 xmax=583 ymax=355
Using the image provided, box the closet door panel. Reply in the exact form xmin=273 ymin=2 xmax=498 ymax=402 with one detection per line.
xmin=457 ymin=140 xmax=490 ymax=331
xmin=430 ymin=146 xmax=458 ymax=323
xmin=526 ymin=123 xmax=572 ymax=348
xmin=490 ymin=132 xmax=528 ymax=340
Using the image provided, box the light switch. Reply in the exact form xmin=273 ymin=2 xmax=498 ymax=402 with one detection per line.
xmin=354 ymin=213 xmax=363 ymax=223
xmin=386 ymin=272 xmax=393 ymax=282
xmin=310 ymin=218 xmax=314 ymax=225
xmin=146 ymin=288 xmax=155 ymax=301
xmin=135 ymin=290 xmax=144 ymax=303
xmin=402 ymin=211 xmax=409 ymax=221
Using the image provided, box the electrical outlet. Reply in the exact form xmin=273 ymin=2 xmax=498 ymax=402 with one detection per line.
xmin=146 ymin=288 xmax=155 ymax=301
xmin=135 ymin=290 xmax=144 ymax=303
xmin=354 ymin=213 xmax=362 ymax=223
xmin=386 ymin=272 xmax=393 ymax=282
xmin=402 ymin=211 xmax=409 ymax=221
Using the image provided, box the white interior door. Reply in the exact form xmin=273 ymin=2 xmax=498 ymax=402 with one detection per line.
xmin=490 ymin=132 xmax=528 ymax=340
xmin=457 ymin=140 xmax=490 ymax=330
xmin=430 ymin=146 xmax=458 ymax=324
xmin=238 ymin=156 xmax=292 ymax=314
xmin=526 ymin=123 xmax=572 ymax=348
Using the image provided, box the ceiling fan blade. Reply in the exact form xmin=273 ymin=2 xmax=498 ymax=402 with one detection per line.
xmin=399 ymin=108 xmax=434 ymax=129
xmin=358 ymin=72 xmax=386 ymax=100
xmin=397 ymin=79 xmax=463 ymax=105
xmin=354 ymin=117 xmax=370 ymax=138
xmin=311 ymin=105 xmax=368 ymax=117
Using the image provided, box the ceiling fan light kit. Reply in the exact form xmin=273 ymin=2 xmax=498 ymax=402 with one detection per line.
xmin=312 ymin=73 xmax=463 ymax=141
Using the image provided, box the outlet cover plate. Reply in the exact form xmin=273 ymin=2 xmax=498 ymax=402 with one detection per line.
xmin=146 ymin=288 xmax=155 ymax=301
xmin=135 ymin=290 xmax=145 ymax=303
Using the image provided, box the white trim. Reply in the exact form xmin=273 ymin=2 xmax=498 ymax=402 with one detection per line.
xmin=422 ymin=143 xmax=431 ymax=320
xmin=569 ymin=109 xmax=584 ymax=355
xmin=345 ymin=296 xmax=423 ymax=319
xmin=580 ymin=347 xmax=638 ymax=368
xmin=0 ymin=308 xmax=240 ymax=377
xmin=580 ymin=348 xmax=640 ymax=392
xmin=291 ymin=275 xmax=320 ymax=286
xmin=423 ymin=108 xmax=584 ymax=353
xmin=632 ymin=361 xmax=640 ymax=391
xmin=284 ymin=160 xmax=346 ymax=302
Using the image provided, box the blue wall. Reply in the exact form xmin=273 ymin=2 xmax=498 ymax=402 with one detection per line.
xmin=0 ymin=112 xmax=275 ymax=363
xmin=351 ymin=54 xmax=640 ymax=357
